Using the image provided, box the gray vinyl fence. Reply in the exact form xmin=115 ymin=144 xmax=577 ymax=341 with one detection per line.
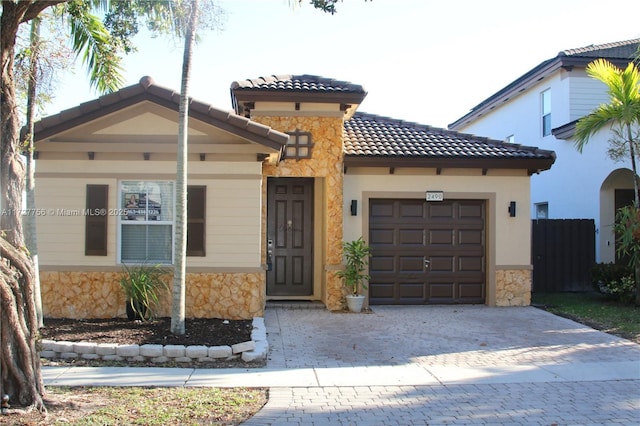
xmin=531 ymin=219 xmax=596 ymax=292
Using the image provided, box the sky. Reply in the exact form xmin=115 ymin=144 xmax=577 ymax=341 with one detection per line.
xmin=43 ymin=0 xmax=640 ymax=129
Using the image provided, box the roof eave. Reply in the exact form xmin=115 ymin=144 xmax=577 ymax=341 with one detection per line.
xmin=343 ymin=155 xmax=555 ymax=175
xmin=551 ymin=120 xmax=578 ymax=140
xmin=231 ymin=89 xmax=367 ymax=106
xmin=29 ymin=80 xmax=288 ymax=152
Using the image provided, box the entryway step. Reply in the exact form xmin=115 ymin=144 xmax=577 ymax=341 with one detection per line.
xmin=266 ymin=300 xmax=326 ymax=310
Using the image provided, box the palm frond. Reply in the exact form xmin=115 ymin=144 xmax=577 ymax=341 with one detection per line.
xmin=576 ymin=59 xmax=640 ymax=152
xmin=65 ymin=0 xmax=124 ymax=93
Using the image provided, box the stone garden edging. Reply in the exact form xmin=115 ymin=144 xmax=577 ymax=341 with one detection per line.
xmin=40 ymin=317 xmax=268 ymax=364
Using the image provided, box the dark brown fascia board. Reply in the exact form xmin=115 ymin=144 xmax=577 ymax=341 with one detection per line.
xmin=343 ymin=155 xmax=556 ymax=175
xmin=552 ymin=119 xmax=578 ymax=140
xmin=231 ymin=89 xmax=367 ymax=106
xmin=32 ymin=92 xmax=287 ymax=151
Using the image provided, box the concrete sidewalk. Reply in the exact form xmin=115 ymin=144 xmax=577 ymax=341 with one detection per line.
xmin=43 ymin=305 xmax=640 ymax=425
xmin=42 ymin=360 xmax=640 ymax=388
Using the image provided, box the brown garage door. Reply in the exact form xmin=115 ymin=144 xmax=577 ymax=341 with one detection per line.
xmin=369 ymin=199 xmax=485 ymax=305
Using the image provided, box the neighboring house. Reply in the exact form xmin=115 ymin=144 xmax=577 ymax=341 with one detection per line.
xmin=450 ymin=39 xmax=640 ymax=264
xmin=31 ymin=74 xmax=554 ymax=320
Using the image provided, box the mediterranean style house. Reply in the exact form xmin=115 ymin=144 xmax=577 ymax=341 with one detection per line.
xmin=31 ymin=74 xmax=555 ymax=319
xmin=449 ymin=39 xmax=640 ymax=264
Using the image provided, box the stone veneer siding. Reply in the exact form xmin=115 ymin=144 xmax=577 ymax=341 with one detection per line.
xmin=495 ymin=269 xmax=532 ymax=307
xmin=40 ymin=271 xmax=264 ymax=320
xmin=257 ymin=115 xmax=346 ymax=311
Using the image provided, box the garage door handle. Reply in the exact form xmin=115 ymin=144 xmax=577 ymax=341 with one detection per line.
xmin=424 ymin=258 xmax=430 ymax=269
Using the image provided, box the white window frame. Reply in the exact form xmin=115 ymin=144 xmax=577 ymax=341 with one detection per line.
xmin=535 ymin=202 xmax=549 ymax=219
xmin=541 ymin=89 xmax=551 ymax=137
xmin=117 ymin=180 xmax=175 ymax=264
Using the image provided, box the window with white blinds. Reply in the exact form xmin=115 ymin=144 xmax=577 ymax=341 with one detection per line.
xmin=119 ymin=181 xmax=174 ymax=264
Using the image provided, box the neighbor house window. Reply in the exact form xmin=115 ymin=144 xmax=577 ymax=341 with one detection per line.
xmin=541 ymin=89 xmax=551 ymax=136
xmin=285 ymin=129 xmax=313 ymax=160
xmin=535 ymin=202 xmax=548 ymax=219
xmin=119 ymin=181 xmax=174 ymax=264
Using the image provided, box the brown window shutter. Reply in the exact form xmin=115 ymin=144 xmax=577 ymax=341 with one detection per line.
xmin=187 ymin=185 xmax=206 ymax=256
xmin=85 ymin=184 xmax=108 ymax=256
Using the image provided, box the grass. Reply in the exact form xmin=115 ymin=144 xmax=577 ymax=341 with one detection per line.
xmin=7 ymin=387 xmax=267 ymax=425
xmin=532 ymin=291 xmax=640 ymax=344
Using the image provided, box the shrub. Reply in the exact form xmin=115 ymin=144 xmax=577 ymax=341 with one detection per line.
xmin=591 ymin=262 xmax=635 ymax=302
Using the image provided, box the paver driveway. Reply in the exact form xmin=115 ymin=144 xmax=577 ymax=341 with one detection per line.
xmin=243 ymin=304 xmax=640 ymax=425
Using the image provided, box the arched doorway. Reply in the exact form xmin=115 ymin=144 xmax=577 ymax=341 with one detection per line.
xmin=600 ymin=168 xmax=635 ymax=263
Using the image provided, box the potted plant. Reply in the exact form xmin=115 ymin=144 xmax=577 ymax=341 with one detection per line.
xmin=336 ymin=237 xmax=372 ymax=312
xmin=119 ymin=262 xmax=169 ymax=321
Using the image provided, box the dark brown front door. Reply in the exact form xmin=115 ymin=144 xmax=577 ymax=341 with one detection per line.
xmin=369 ymin=199 xmax=485 ymax=304
xmin=267 ymin=178 xmax=314 ymax=296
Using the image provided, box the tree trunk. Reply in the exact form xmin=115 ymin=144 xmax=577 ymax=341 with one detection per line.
xmin=0 ymin=1 xmax=59 ymax=411
xmin=25 ymin=17 xmax=44 ymax=328
xmin=171 ymin=0 xmax=199 ymax=335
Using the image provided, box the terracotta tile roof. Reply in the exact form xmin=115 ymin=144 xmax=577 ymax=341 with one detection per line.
xmin=230 ymin=74 xmax=367 ymax=118
xmin=559 ymin=39 xmax=640 ymax=60
xmin=345 ymin=113 xmax=555 ymax=173
xmin=31 ymin=76 xmax=289 ymax=150
xmin=231 ymin=74 xmax=366 ymax=94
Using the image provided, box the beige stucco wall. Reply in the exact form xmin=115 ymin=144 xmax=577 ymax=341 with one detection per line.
xmin=343 ymin=167 xmax=533 ymax=306
xmin=254 ymin=115 xmax=346 ymax=310
xmin=35 ymin=160 xmax=265 ymax=268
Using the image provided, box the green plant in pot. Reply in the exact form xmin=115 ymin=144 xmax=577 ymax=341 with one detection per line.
xmin=119 ymin=262 xmax=169 ymax=321
xmin=336 ymin=237 xmax=371 ymax=312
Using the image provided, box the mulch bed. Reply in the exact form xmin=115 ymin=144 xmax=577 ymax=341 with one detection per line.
xmin=40 ymin=317 xmax=254 ymax=347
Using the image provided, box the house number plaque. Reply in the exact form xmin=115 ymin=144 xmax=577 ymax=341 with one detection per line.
xmin=426 ymin=191 xmax=444 ymax=202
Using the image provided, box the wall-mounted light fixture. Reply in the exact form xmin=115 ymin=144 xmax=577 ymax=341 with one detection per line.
xmin=350 ymin=200 xmax=358 ymax=216
xmin=508 ymin=201 xmax=516 ymax=217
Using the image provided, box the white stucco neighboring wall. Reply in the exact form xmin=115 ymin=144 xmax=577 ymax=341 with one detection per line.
xmin=452 ymin=69 xmax=633 ymax=262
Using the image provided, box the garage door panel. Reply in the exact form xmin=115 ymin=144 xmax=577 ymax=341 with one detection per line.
xmin=459 ymin=229 xmax=483 ymax=245
xmin=429 ymin=283 xmax=454 ymax=299
xmin=370 ymin=201 xmax=395 ymax=218
xmin=459 ymin=256 xmax=484 ymax=272
xmin=459 ymin=282 xmax=484 ymax=300
xmin=428 ymin=204 xmax=454 ymax=218
xmin=370 ymin=228 xmax=395 ymax=245
xmin=369 ymin=281 xmax=396 ymax=301
xmin=459 ymin=203 xmax=484 ymax=218
xmin=429 ymin=229 xmax=453 ymax=245
xmin=370 ymin=256 xmax=395 ymax=272
xmin=429 ymin=256 xmax=454 ymax=272
xmin=399 ymin=202 xmax=425 ymax=218
xmin=399 ymin=229 xmax=424 ymax=245
xmin=399 ymin=256 xmax=425 ymax=273
xmin=370 ymin=198 xmax=486 ymax=305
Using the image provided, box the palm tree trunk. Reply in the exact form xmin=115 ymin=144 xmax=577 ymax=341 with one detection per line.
xmin=171 ymin=0 xmax=199 ymax=335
